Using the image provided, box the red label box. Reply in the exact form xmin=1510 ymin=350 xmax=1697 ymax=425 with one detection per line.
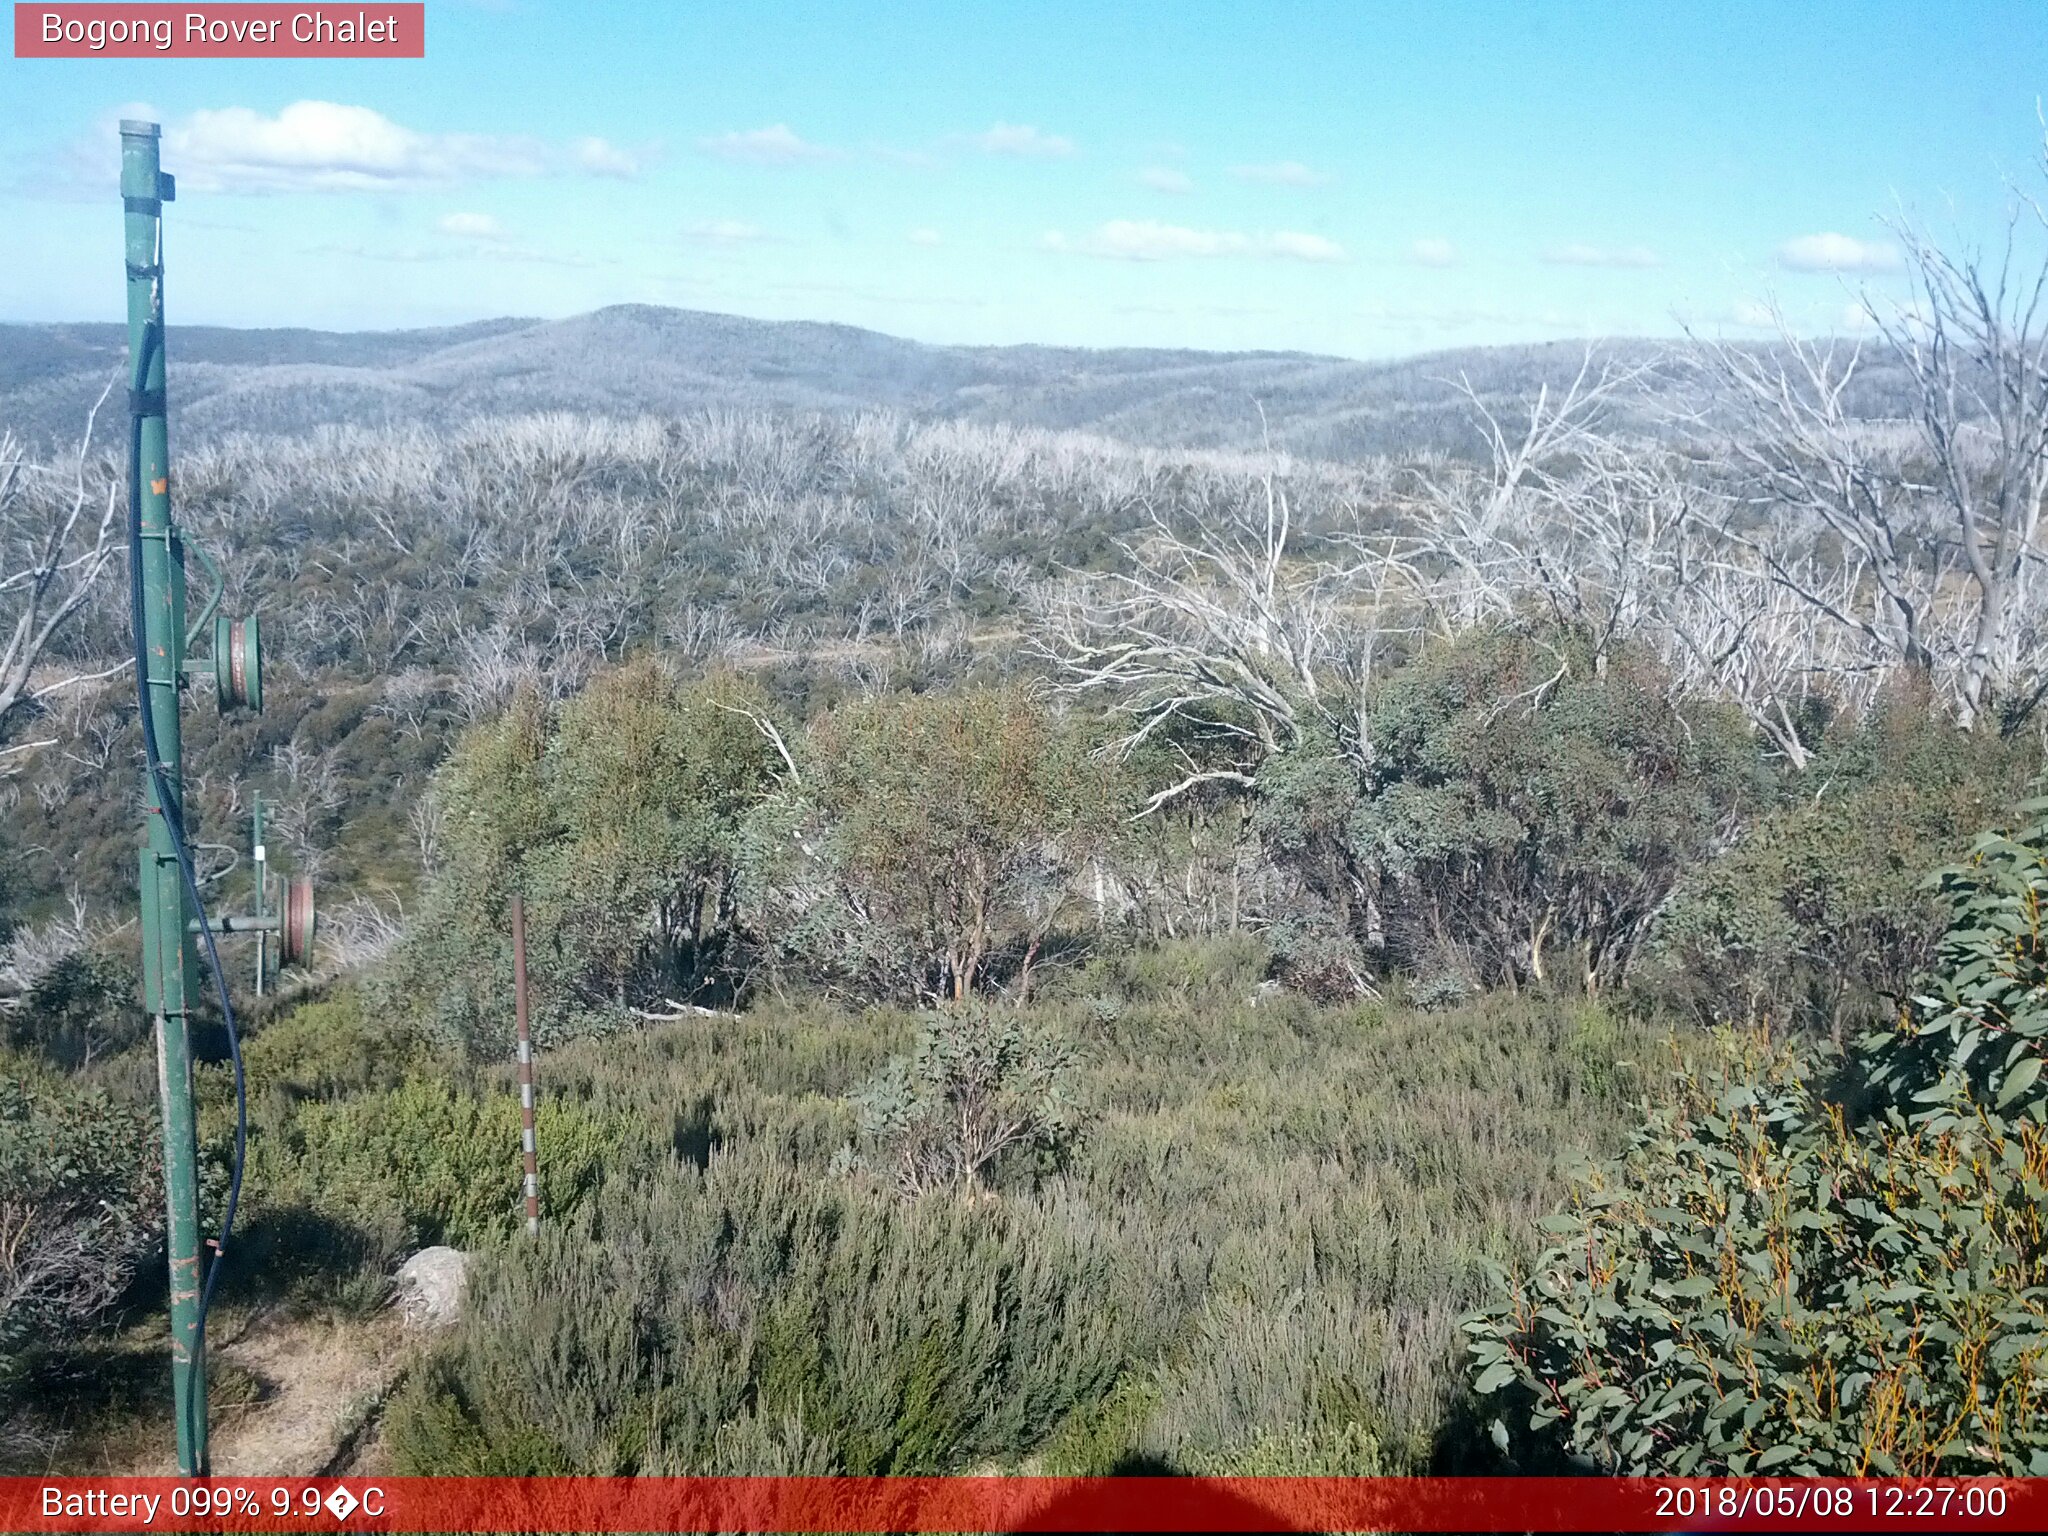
xmin=0 ymin=1476 xmax=2040 ymax=1534
xmin=14 ymin=4 xmax=424 ymax=57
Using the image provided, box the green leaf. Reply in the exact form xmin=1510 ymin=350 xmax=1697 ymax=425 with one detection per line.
xmin=1472 ymin=1361 xmax=1519 ymax=1396
xmin=1662 ymin=1275 xmax=1717 ymax=1299
xmin=1997 ymin=1054 xmax=2043 ymax=1108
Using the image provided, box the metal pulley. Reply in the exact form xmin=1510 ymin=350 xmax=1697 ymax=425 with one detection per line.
xmin=278 ymin=876 xmax=315 ymax=968
xmin=213 ymin=613 xmax=261 ymax=711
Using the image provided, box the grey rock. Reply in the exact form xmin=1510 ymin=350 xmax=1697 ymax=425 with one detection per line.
xmin=393 ymin=1245 xmax=470 ymax=1330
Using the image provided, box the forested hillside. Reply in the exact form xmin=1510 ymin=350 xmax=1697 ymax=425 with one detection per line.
xmin=0 ymin=306 xmax=1924 ymax=461
xmin=5 ymin=217 xmax=2048 ymax=1479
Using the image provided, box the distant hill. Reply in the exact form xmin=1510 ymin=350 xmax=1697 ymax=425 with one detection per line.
xmin=0 ymin=304 xmax=1908 ymax=461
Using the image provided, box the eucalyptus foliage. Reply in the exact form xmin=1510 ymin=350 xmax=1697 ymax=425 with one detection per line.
xmin=392 ymin=662 xmax=779 ymax=1052
xmin=1357 ymin=628 xmax=1758 ymax=989
xmin=1651 ymin=702 xmax=2030 ymax=1041
xmin=742 ymin=688 xmax=1121 ymax=1002
xmin=1864 ymin=795 xmax=2048 ymax=1125
xmin=1467 ymin=798 xmax=2048 ymax=1476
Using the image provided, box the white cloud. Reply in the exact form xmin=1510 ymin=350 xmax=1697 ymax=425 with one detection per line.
xmin=906 ymin=228 xmax=942 ymax=247
xmin=572 ymin=136 xmax=641 ymax=178
xmin=1229 ymin=160 xmax=1336 ymax=188
xmin=437 ymin=211 xmax=504 ymax=240
xmin=43 ymin=102 xmax=157 ymax=196
xmin=1266 ymin=230 xmax=1346 ymax=263
xmin=686 ymin=219 xmax=764 ymax=244
xmin=698 ymin=124 xmax=841 ymax=165
xmin=1777 ymin=232 xmax=1902 ymax=273
xmin=1044 ymin=219 xmax=1346 ymax=262
xmin=1410 ymin=237 xmax=1458 ymax=268
xmin=1542 ymin=243 xmax=1662 ymax=269
xmin=50 ymin=102 xmax=644 ymax=198
xmin=163 ymin=101 xmax=547 ymax=192
xmin=969 ymin=122 xmax=1076 ymax=158
xmin=1064 ymin=220 xmax=1236 ymax=258
xmin=1138 ymin=166 xmax=1193 ymax=194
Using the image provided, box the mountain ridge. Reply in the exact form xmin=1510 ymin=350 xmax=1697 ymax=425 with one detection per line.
xmin=0 ymin=304 xmax=1858 ymax=460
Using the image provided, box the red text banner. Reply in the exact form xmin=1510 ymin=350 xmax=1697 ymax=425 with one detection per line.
xmin=14 ymin=5 xmax=424 ymax=58
xmin=0 ymin=1476 xmax=2041 ymax=1533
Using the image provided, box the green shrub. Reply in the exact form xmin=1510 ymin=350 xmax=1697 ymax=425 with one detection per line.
xmin=1135 ymin=1290 xmax=1399 ymax=1473
xmin=1 ymin=950 xmax=144 ymax=1071
xmin=850 ymin=1005 xmax=1081 ymax=1197
xmin=240 ymin=989 xmax=432 ymax=1111
xmin=0 ymin=1054 xmax=163 ymax=1387
xmin=1465 ymin=1029 xmax=2048 ymax=1475
xmin=189 ymin=991 xmax=444 ymax=1311
xmin=1053 ymin=933 xmax=1267 ymax=1011
xmin=1039 ymin=1375 xmax=1160 ymax=1474
xmin=1359 ymin=627 xmax=1760 ymax=989
xmin=388 ymin=1151 xmax=1141 ymax=1475
xmin=1651 ymin=704 xmax=2033 ymax=1041
xmin=246 ymin=1073 xmax=645 ymax=1254
xmin=1253 ymin=730 xmax=1373 ymax=997
xmin=385 ymin=684 xmax=551 ymax=1054
xmin=386 ymin=1353 xmax=577 ymax=1475
xmin=1862 ymin=795 xmax=2048 ymax=1125
xmin=1470 ymin=802 xmax=2048 ymax=1478
xmin=370 ymin=965 xmax=1653 ymax=1478
xmin=390 ymin=664 xmax=780 ymax=1054
xmin=744 ymin=688 xmax=1122 ymax=1002
xmin=535 ymin=662 xmax=779 ymax=1011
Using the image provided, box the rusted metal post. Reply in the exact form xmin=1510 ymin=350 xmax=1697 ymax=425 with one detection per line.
xmin=512 ymin=893 xmax=539 ymax=1236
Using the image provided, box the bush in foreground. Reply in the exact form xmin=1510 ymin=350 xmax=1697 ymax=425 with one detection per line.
xmin=848 ymin=1004 xmax=1081 ymax=1198
xmin=388 ymin=976 xmax=1653 ymax=1476
xmin=386 ymin=1150 xmax=1138 ymax=1475
xmin=1468 ymin=797 xmax=2048 ymax=1476
xmin=0 ymin=1056 xmax=163 ymax=1388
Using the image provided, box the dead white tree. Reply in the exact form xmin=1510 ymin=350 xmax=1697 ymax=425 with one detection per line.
xmin=1402 ymin=349 xmax=1653 ymax=637
xmin=1687 ymin=154 xmax=2048 ymax=732
xmin=1687 ymin=322 xmax=1942 ymax=698
xmin=449 ymin=625 xmax=545 ymax=723
xmin=0 ymin=388 xmax=126 ymax=755
xmin=316 ymin=890 xmax=407 ymax=973
xmin=1881 ymin=201 xmax=2048 ymax=728
xmin=1034 ymin=461 xmax=1419 ymax=814
xmin=0 ymin=890 xmax=101 ymax=1013
xmin=265 ymin=737 xmax=346 ymax=883
xmin=409 ymin=793 xmax=445 ymax=875
xmin=373 ymin=667 xmax=445 ymax=740
xmin=1655 ymin=531 xmax=1890 ymax=769
xmin=1399 ymin=345 xmax=1909 ymax=766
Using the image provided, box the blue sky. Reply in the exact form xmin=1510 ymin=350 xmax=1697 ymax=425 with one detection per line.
xmin=5 ymin=1 xmax=2047 ymax=356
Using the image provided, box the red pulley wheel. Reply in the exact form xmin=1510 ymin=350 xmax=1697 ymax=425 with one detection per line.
xmin=213 ymin=612 xmax=262 ymax=712
xmin=278 ymin=877 xmax=315 ymax=968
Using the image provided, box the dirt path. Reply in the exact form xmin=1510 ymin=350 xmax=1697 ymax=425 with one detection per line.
xmin=127 ymin=1313 xmax=410 ymax=1477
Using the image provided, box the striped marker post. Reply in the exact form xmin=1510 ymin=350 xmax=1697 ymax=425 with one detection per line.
xmin=512 ymin=893 xmax=539 ymax=1237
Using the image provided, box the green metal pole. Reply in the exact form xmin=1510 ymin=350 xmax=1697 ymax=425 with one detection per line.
xmin=121 ymin=119 xmax=207 ymax=1478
